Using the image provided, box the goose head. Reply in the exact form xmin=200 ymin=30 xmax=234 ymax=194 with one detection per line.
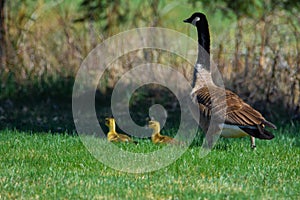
xmin=183 ymin=12 xmax=208 ymax=27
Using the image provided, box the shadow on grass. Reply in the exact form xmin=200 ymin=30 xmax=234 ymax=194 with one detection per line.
xmin=0 ymin=87 xmax=112 ymax=135
xmin=0 ymin=85 xmax=183 ymax=136
xmin=0 ymin=80 xmax=299 ymax=146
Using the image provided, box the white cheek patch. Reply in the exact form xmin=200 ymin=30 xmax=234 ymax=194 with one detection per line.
xmin=195 ymin=63 xmax=203 ymax=71
xmin=192 ymin=17 xmax=200 ymax=26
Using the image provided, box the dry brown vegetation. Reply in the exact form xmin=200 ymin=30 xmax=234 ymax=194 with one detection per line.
xmin=215 ymin=13 xmax=300 ymax=121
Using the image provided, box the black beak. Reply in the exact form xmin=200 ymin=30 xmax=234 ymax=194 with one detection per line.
xmin=183 ymin=19 xmax=189 ymax=23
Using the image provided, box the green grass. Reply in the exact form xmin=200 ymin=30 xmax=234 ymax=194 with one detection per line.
xmin=0 ymin=126 xmax=300 ymax=199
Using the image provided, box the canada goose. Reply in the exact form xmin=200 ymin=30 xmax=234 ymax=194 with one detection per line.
xmin=148 ymin=120 xmax=176 ymax=144
xmin=184 ymin=12 xmax=276 ymax=148
xmin=105 ymin=118 xmax=133 ymax=142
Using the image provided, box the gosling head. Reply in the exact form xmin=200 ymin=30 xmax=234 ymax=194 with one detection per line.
xmin=148 ymin=120 xmax=160 ymax=131
xmin=183 ymin=12 xmax=207 ymax=27
xmin=105 ymin=117 xmax=115 ymax=128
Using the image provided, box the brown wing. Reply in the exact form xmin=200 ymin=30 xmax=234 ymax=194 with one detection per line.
xmin=119 ymin=133 xmax=134 ymax=142
xmin=107 ymin=132 xmax=121 ymax=142
xmin=224 ymin=90 xmax=266 ymax=126
xmin=152 ymin=133 xmax=176 ymax=144
xmin=193 ymin=86 xmax=276 ymax=139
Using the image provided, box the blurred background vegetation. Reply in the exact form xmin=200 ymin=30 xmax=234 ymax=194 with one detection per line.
xmin=0 ymin=0 xmax=299 ymax=133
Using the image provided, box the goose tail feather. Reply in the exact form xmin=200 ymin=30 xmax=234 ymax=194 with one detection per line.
xmin=240 ymin=125 xmax=275 ymax=140
xmin=263 ymin=120 xmax=277 ymax=129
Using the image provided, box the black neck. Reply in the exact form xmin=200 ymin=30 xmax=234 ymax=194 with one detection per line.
xmin=196 ymin=20 xmax=210 ymax=70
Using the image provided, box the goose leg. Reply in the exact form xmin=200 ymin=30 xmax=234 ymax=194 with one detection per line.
xmin=250 ymin=136 xmax=256 ymax=149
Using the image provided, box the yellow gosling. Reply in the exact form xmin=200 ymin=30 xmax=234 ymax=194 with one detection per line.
xmin=148 ymin=120 xmax=176 ymax=144
xmin=105 ymin=118 xmax=133 ymax=142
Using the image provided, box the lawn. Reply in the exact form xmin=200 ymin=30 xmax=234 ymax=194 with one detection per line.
xmin=0 ymin=125 xmax=299 ymax=199
xmin=2 ymin=1 xmax=299 ymax=199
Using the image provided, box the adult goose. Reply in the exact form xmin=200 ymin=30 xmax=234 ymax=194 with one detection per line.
xmin=183 ymin=12 xmax=276 ymax=148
